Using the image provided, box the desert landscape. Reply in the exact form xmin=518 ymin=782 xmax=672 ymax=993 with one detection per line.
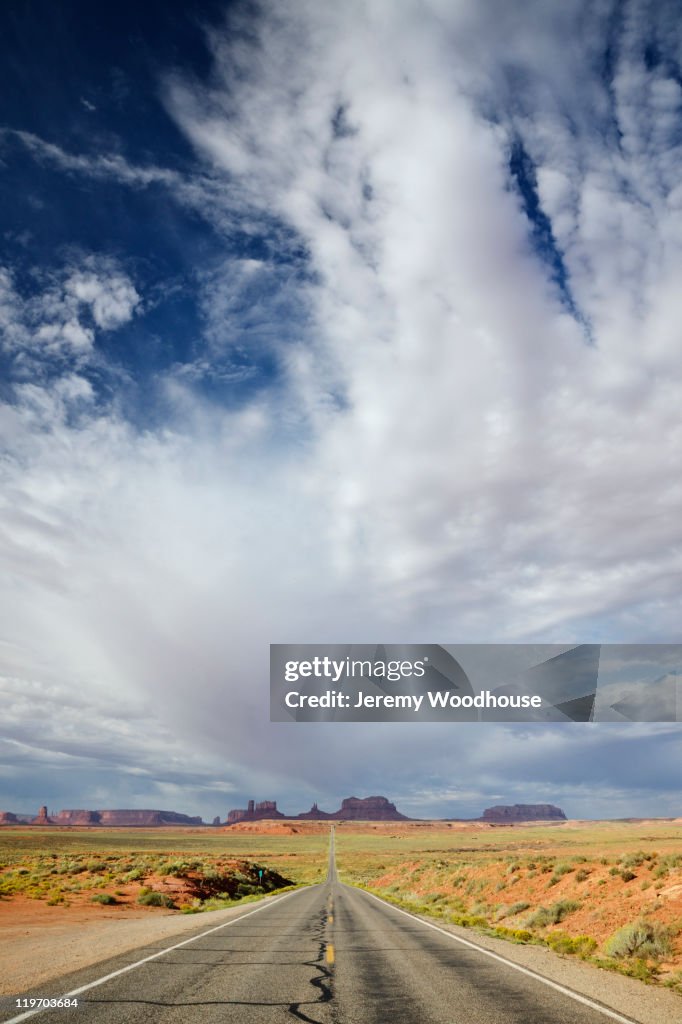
xmin=1 ymin=816 xmax=681 ymax=999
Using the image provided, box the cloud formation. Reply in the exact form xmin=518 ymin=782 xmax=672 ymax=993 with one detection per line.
xmin=1 ymin=257 xmax=139 ymax=370
xmin=163 ymin=0 xmax=682 ymax=639
xmin=1 ymin=0 xmax=681 ymax=818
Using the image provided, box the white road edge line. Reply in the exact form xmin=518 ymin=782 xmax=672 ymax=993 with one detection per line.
xmin=3 ymin=887 xmax=306 ymax=1024
xmin=358 ymin=888 xmax=640 ymax=1024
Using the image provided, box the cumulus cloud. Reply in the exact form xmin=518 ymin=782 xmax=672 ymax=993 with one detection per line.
xmin=0 ymin=258 xmax=139 ymax=374
xmin=65 ymin=268 xmax=139 ymax=330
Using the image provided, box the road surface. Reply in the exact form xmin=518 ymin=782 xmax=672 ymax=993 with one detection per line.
xmin=3 ymin=829 xmax=640 ymax=1024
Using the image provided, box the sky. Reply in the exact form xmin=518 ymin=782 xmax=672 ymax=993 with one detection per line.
xmin=1 ymin=0 xmax=681 ymax=823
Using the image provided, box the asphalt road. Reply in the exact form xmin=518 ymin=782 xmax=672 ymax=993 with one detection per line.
xmin=4 ymin=829 xmax=638 ymax=1024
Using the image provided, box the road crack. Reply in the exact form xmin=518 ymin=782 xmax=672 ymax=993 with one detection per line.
xmin=287 ymin=906 xmax=334 ymax=1024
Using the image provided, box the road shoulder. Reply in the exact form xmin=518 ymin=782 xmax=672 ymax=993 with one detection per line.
xmin=0 ymin=887 xmax=307 ymax=997
xmin=360 ymin=888 xmax=682 ymax=1024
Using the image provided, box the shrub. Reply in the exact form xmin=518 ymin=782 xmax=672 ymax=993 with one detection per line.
xmin=548 ymin=862 xmax=575 ymax=887
xmin=575 ymin=869 xmax=590 ymax=882
xmin=604 ymin=920 xmax=673 ymax=960
xmin=423 ymin=892 xmax=445 ymax=904
xmin=494 ymin=926 xmax=533 ymax=942
xmin=545 ymin=931 xmax=597 ymax=955
xmin=620 ymin=870 xmax=636 ymax=883
xmin=495 ymin=901 xmax=530 ymax=921
xmin=525 ymin=900 xmax=581 ymax=928
xmin=137 ymin=890 xmax=175 ymax=908
xmin=621 ymin=851 xmax=650 ymax=869
xmin=451 ymin=913 xmax=488 ymax=928
xmin=91 ymin=893 xmax=117 ymax=905
xmin=525 ymin=907 xmax=552 ymax=928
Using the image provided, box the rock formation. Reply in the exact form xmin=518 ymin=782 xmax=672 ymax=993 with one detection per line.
xmin=98 ymin=809 xmax=204 ymax=826
xmin=297 ymin=802 xmax=333 ymax=820
xmin=54 ymin=810 xmax=102 ymax=825
xmin=228 ymin=795 xmax=408 ymax=823
xmin=54 ymin=809 xmax=203 ymax=826
xmin=32 ymin=805 xmax=52 ymax=825
xmin=227 ymin=800 xmax=285 ymax=824
xmin=481 ymin=804 xmax=566 ymax=822
xmin=333 ymin=796 xmax=407 ymax=820
xmin=0 ymin=811 xmax=18 ymax=823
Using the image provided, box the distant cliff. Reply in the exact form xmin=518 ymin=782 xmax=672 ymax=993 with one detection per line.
xmin=481 ymin=804 xmax=566 ymax=822
xmin=227 ymin=800 xmax=285 ymax=824
xmin=228 ymin=795 xmax=408 ymax=823
xmin=1 ymin=798 xmax=567 ymax=828
xmin=333 ymin=796 xmax=407 ymax=821
xmin=4 ymin=807 xmax=205 ymax=827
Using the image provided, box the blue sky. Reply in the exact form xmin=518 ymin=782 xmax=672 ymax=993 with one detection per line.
xmin=1 ymin=0 xmax=681 ymax=822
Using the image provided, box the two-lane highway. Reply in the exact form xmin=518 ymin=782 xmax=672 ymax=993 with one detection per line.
xmin=4 ymin=828 xmax=641 ymax=1024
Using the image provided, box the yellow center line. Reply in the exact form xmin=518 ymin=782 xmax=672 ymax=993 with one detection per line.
xmin=326 ymin=943 xmax=335 ymax=965
xmin=329 ymin=913 xmax=334 ymax=923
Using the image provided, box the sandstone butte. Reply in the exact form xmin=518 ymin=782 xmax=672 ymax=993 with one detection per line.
xmin=0 ymin=798 xmax=568 ymax=827
xmin=481 ymin=803 xmax=567 ymax=823
xmin=226 ymin=795 xmax=408 ymax=824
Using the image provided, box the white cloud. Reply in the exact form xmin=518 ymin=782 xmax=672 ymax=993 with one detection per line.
xmin=0 ymin=128 xmax=244 ymax=235
xmin=65 ymin=269 xmax=139 ymax=329
xmin=2 ymin=1 xmax=682 ymax=816
xmin=162 ymin=0 xmax=682 ymax=640
xmin=0 ymin=258 xmax=140 ymax=366
xmin=4 ymin=128 xmax=181 ymax=189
